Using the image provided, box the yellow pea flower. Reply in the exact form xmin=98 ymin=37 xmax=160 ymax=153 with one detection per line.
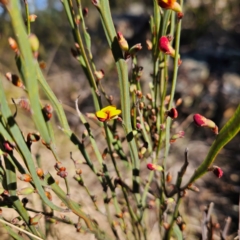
xmin=158 ymin=0 xmax=182 ymax=13
xmin=95 ymin=106 xmax=121 ymax=122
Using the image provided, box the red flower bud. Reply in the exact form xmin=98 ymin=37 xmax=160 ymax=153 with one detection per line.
xmin=147 ymin=163 xmax=163 ymax=171
xmin=208 ymin=166 xmax=223 ymax=178
xmin=3 ymin=140 xmax=15 ymax=152
xmin=42 ymin=104 xmax=53 ymax=122
xmin=117 ymin=32 xmax=129 ymax=51
xmin=5 ymin=73 xmax=25 ymax=89
xmin=166 ymin=108 xmax=178 ymax=119
xmin=159 ymin=36 xmax=181 ymax=65
xmin=193 ymin=114 xmax=218 ymax=134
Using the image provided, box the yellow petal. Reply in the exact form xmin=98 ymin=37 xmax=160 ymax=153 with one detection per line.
xmin=96 ymin=111 xmax=108 ymax=121
xmin=109 ymin=109 xmax=121 ymax=119
xmin=101 ymin=105 xmax=117 ymax=113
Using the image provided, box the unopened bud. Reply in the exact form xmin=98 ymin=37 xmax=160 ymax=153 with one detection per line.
xmin=193 ymin=114 xmax=218 ymax=134
xmin=5 ymin=73 xmax=24 ymax=88
xmin=45 ymin=191 xmax=52 ymax=201
xmin=28 ymin=14 xmax=37 ymax=22
xmin=8 ymin=37 xmax=18 ymax=53
xmin=117 ymin=32 xmax=129 ymax=51
xmin=144 ymin=122 xmax=150 ymax=132
xmin=42 ymin=104 xmax=53 ymax=122
xmin=147 ymin=163 xmax=163 ymax=171
xmin=29 ymin=213 xmax=43 ymax=225
xmin=165 ymin=198 xmax=175 ymax=204
xmin=36 ymin=168 xmax=44 ymax=178
xmin=187 ymin=184 xmax=200 ymax=192
xmin=166 ymin=172 xmax=172 ymax=183
xmin=170 ymin=131 xmax=184 ymax=143
xmin=3 ymin=140 xmax=15 ymax=152
xmin=146 ymin=39 xmax=152 ymax=50
xmin=28 ymin=34 xmax=39 ymax=58
xmin=139 ymin=101 xmax=145 ymax=109
xmin=17 ymin=187 xmax=35 ymax=195
xmin=208 ymin=165 xmax=223 ymax=178
xmin=94 ymin=69 xmax=104 ymax=81
xmin=163 ymin=222 xmax=170 ymax=230
xmin=136 ymin=90 xmax=143 ymax=99
xmin=18 ymin=174 xmax=32 ymax=182
xmin=146 ymin=93 xmax=152 ymax=101
xmin=159 ymin=36 xmax=181 ymax=66
xmin=176 ymin=98 xmax=183 ymax=107
xmin=128 ymin=43 xmax=142 ymax=56
xmin=83 ymin=7 xmax=88 ymax=17
xmin=166 ymin=108 xmax=178 ymax=119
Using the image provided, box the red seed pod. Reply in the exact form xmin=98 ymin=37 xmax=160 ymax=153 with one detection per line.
xmin=42 ymin=104 xmax=53 ymax=121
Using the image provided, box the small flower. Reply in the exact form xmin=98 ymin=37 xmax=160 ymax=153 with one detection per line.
xmin=95 ymin=106 xmax=121 ymax=122
xmin=159 ymin=36 xmax=181 ymax=65
xmin=208 ymin=166 xmax=223 ymax=178
xmin=193 ymin=114 xmax=218 ymax=134
xmin=117 ymin=32 xmax=129 ymax=51
xmin=158 ymin=0 xmax=182 ymax=13
xmin=147 ymin=163 xmax=163 ymax=171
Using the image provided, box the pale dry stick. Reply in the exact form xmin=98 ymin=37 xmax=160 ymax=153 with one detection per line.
xmin=0 ymin=218 xmax=43 ymax=240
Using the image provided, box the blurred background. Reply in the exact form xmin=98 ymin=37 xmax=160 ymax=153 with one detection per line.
xmin=0 ymin=0 xmax=240 ymax=238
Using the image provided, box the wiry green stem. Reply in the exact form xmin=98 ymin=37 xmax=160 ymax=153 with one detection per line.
xmin=94 ymin=0 xmax=140 ymax=205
